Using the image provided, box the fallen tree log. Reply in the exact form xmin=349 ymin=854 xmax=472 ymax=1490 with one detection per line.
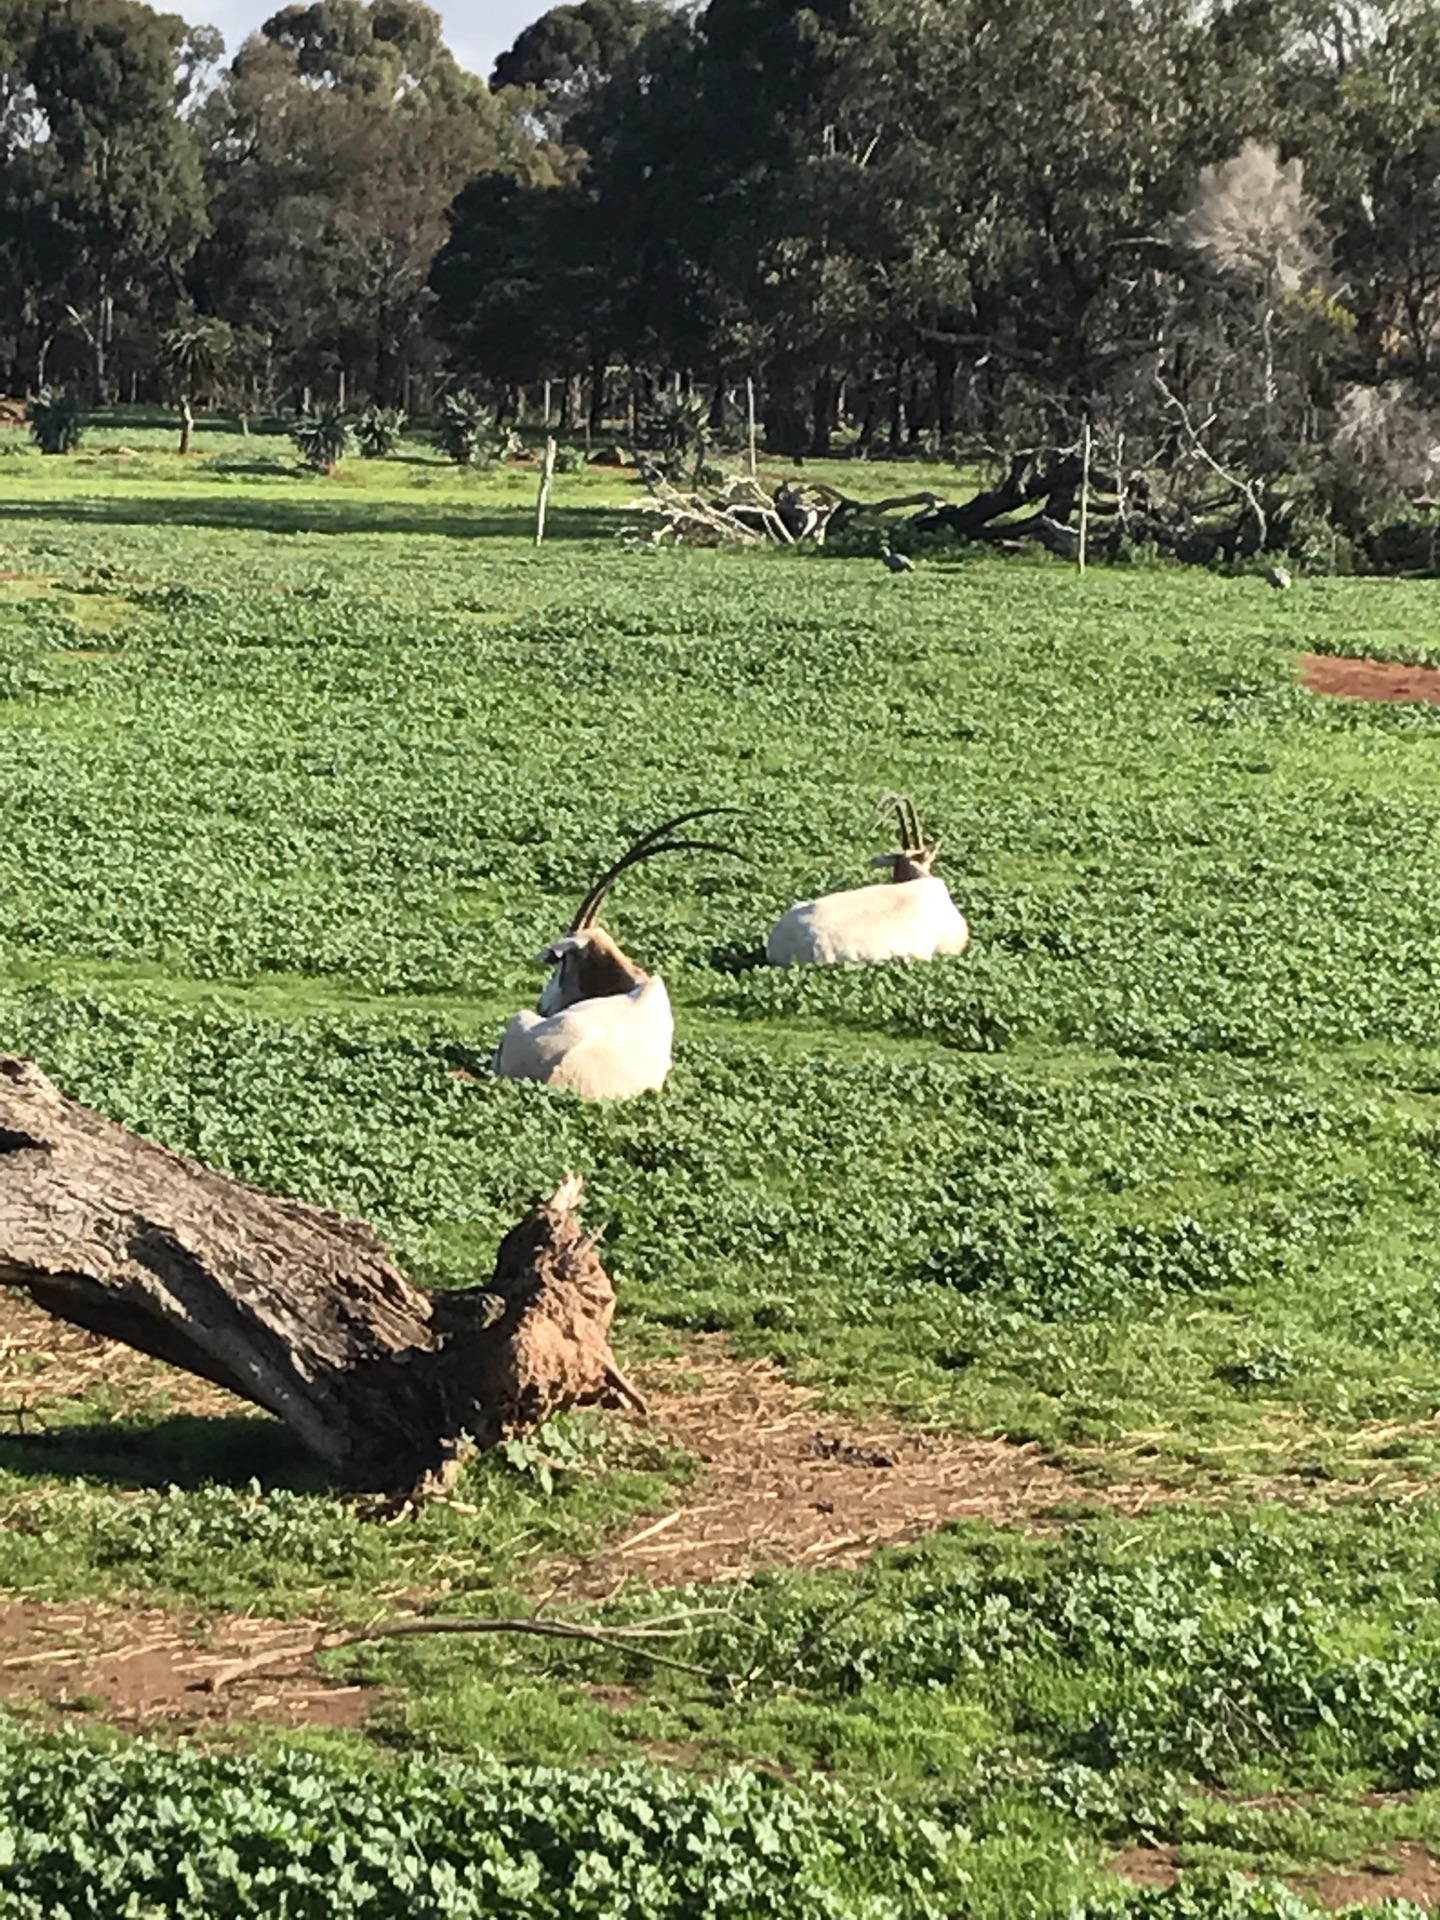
xmin=624 ymin=443 xmax=1272 ymax=565
xmin=0 ymin=1057 xmax=641 ymax=1495
xmin=975 ymin=511 xmax=1081 ymax=557
xmin=910 ymin=450 xmax=1098 ymax=540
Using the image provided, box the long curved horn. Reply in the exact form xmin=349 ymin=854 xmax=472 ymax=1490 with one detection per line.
xmin=570 ymin=808 xmax=745 ymax=932
xmin=878 ymin=791 xmax=923 ymax=853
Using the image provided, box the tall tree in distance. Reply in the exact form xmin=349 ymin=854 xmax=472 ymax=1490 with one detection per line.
xmin=194 ymin=0 xmax=547 ymax=406
xmin=490 ymin=0 xmax=664 ymax=141
xmin=3 ymin=0 xmax=212 ymax=396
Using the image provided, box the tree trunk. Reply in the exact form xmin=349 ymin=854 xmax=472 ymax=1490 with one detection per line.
xmin=808 ymin=371 xmax=836 ymax=457
xmin=887 ymin=353 xmax=905 ymax=454
xmin=906 ymin=371 xmax=924 ymax=444
xmin=92 ymin=288 xmax=111 ymax=406
xmin=588 ymin=357 xmax=607 ymax=433
xmin=178 ymin=394 xmax=194 ymax=457
xmin=932 ymin=342 xmax=957 ymax=441
xmin=0 ymin=1059 xmax=641 ymax=1497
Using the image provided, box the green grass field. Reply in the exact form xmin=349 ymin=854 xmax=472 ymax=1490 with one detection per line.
xmin=1 ymin=414 xmax=1440 ymax=1915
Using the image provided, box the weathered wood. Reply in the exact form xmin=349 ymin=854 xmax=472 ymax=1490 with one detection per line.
xmin=979 ymin=510 xmax=1082 ymax=557
xmin=534 ymin=434 xmax=558 ymax=546
xmin=912 ymin=451 xmax=1088 ymax=540
xmin=0 ymin=1058 xmax=637 ymax=1494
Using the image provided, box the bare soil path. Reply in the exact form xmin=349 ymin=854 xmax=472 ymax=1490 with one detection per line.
xmin=0 ymin=1596 xmax=371 ymax=1730
xmin=557 ymin=1339 xmax=1088 ymax=1594
xmin=1113 ymin=1843 xmax=1440 ymax=1911
xmin=1303 ymin=653 xmax=1440 ymax=706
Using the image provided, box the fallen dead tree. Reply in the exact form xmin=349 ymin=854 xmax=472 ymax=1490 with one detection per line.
xmin=623 ymin=444 xmax=1274 ymax=562
xmin=621 ymin=469 xmax=946 ymax=548
xmin=621 ymin=454 xmax=1095 ymax=554
xmin=0 ymin=1057 xmax=642 ymax=1497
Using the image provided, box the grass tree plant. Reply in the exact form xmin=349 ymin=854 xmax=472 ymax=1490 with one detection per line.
xmin=290 ymin=403 xmax=354 ymax=474
xmin=27 ymin=387 xmax=84 ymax=454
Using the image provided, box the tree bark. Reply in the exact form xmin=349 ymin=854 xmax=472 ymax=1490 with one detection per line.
xmin=588 ymin=357 xmax=607 ymax=433
xmin=0 ymin=1058 xmax=640 ymax=1496
xmin=931 ymin=341 xmax=957 ymax=441
xmin=808 ymin=371 xmax=837 ymax=457
xmin=887 ymin=353 xmax=904 ymax=453
xmin=913 ymin=450 xmax=1085 ymax=538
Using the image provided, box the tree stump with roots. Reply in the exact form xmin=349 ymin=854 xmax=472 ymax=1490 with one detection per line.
xmin=0 ymin=1057 xmax=644 ymax=1497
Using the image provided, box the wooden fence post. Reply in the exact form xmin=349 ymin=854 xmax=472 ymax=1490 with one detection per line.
xmin=535 ymin=436 xmax=558 ymax=547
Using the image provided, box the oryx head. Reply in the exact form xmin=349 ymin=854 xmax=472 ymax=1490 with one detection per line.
xmin=870 ymin=792 xmax=942 ymax=883
xmin=536 ymin=808 xmax=745 ymax=1013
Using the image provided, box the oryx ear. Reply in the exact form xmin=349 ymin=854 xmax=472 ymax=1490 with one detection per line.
xmin=869 ymin=853 xmax=898 ymax=871
xmin=536 ymin=935 xmax=585 ymax=966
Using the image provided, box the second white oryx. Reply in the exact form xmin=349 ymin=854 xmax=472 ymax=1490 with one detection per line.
xmin=495 ymin=810 xmax=741 ymax=1101
xmin=765 ymin=794 xmax=970 ymax=968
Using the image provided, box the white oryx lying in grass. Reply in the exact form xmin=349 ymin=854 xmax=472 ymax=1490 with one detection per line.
xmin=495 ymin=810 xmax=741 ymax=1100
xmin=765 ymin=794 xmax=970 ymax=968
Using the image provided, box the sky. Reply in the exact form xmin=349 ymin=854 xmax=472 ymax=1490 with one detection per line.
xmin=197 ymin=1 xmax=543 ymax=80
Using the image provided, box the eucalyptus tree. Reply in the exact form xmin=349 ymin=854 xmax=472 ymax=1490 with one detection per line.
xmin=1 ymin=0 xmax=211 ymax=396
xmin=1321 ymin=3 xmax=1440 ymax=383
xmin=194 ymin=0 xmax=546 ymax=406
xmin=490 ymin=0 xmax=665 ymax=140
xmin=430 ymin=172 xmax=613 ymax=412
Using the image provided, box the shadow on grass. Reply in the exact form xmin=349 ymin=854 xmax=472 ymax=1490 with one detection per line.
xmin=0 ymin=494 xmax=612 ymax=544
xmin=0 ymin=1411 xmax=331 ymax=1492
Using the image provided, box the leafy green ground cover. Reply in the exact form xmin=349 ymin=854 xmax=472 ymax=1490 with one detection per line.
xmin=1 ymin=420 xmax=1440 ymax=1912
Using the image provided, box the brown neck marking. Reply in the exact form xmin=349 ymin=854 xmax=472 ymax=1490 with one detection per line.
xmin=571 ymin=930 xmax=649 ymax=999
xmin=875 ymin=849 xmax=939 ymax=884
xmin=545 ymin=928 xmax=651 ymax=1010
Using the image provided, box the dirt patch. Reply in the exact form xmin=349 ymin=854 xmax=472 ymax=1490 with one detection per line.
xmin=0 ymin=1287 xmax=243 ymax=1424
xmin=558 ymin=1343 xmax=1087 ymax=1594
xmin=1309 ymin=1846 xmax=1440 ymax=1910
xmin=0 ymin=1598 xmax=373 ymax=1731
xmin=1112 ymin=1844 xmax=1440 ymax=1910
xmin=1303 ymin=653 xmax=1440 ymax=706
xmin=1110 ymin=1847 xmax=1180 ymax=1889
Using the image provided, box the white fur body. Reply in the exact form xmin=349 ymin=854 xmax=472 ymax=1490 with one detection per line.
xmin=766 ymin=875 xmax=970 ymax=968
xmin=495 ymin=977 xmax=674 ymax=1100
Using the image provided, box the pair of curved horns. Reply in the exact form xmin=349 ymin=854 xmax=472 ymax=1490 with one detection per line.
xmin=878 ymin=791 xmax=927 ymax=854
xmin=570 ymin=807 xmax=746 ymax=933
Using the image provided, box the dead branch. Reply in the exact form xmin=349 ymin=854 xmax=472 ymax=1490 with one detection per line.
xmin=196 ymin=1614 xmax=732 ymax=1692
xmin=1154 ymin=375 xmax=1268 ymax=551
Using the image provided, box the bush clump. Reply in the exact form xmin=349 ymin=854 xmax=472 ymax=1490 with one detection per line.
xmin=0 ymin=1722 xmax=960 ymax=1919
xmin=431 ymin=388 xmax=515 ymax=468
xmin=356 ymin=404 xmax=406 ymax=458
xmin=27 ymin=386 xmax=84 ymax=454
xmin=290 ymin=403 xmax=353 ymax=472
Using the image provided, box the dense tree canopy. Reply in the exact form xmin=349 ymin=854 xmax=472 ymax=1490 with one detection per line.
xmin=190 ymin=0 xmax=548 ymax=404
xmin=439 ymin=0 xmax=1440 ymax=476
xmin=2 ymin=0 xmax=1440 ymax=546
xmin=0 ymin=0 xmax=212 ymax=394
